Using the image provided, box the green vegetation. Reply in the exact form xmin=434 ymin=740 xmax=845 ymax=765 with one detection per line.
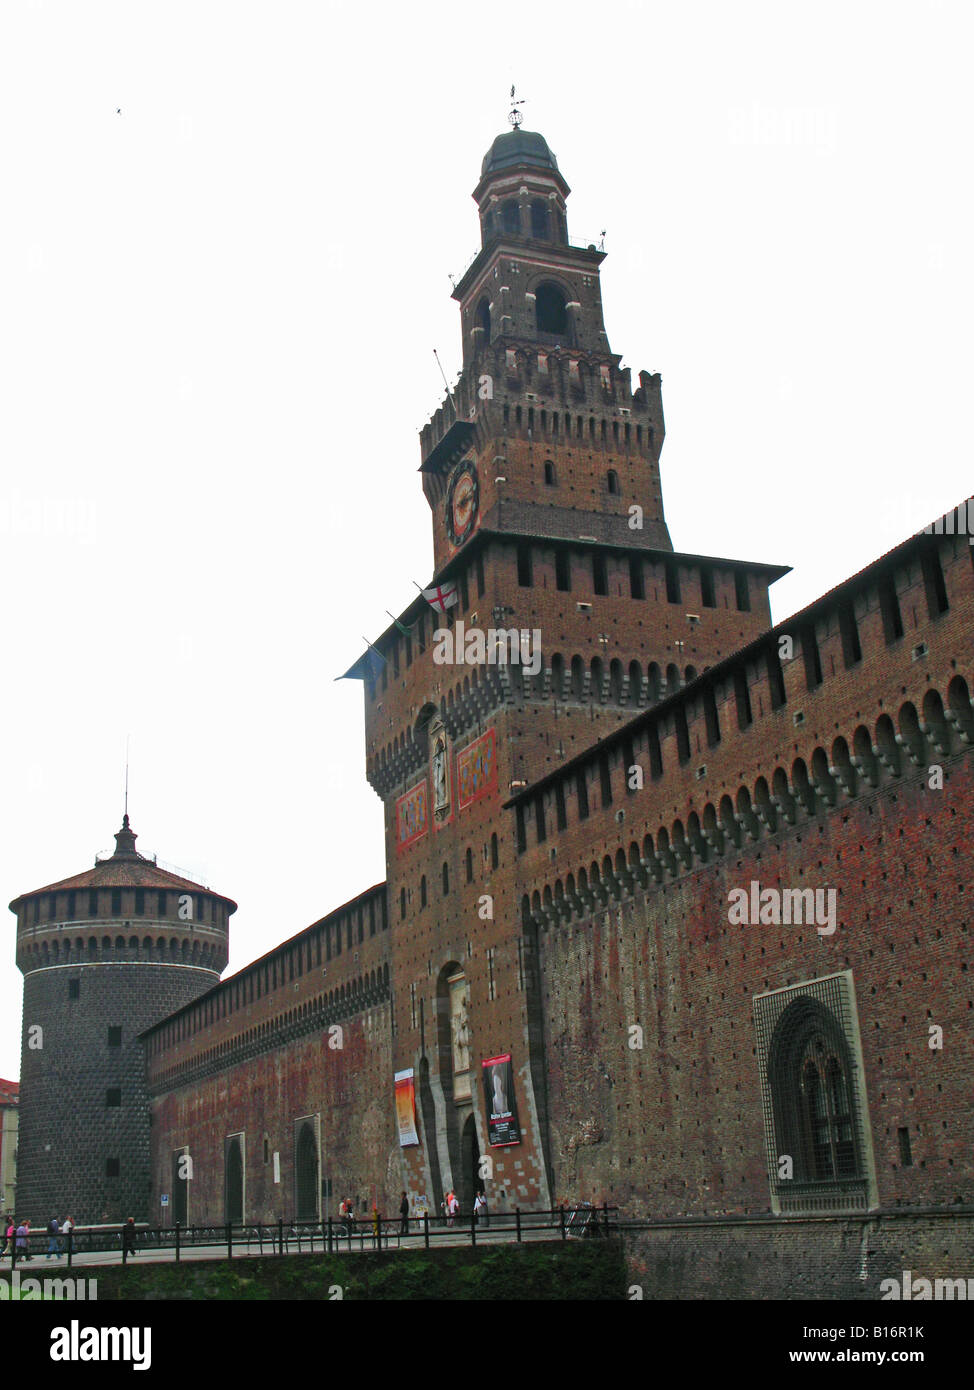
xmin=89 ymin=1240 xmax=626 ymax=1300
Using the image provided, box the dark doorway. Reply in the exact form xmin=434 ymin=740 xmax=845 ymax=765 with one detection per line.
xmin=225 ymin=1135 xmax=243 ymax=1224
xmin=295 ymin=1119 xmax=319 ymax=1221
xmin=461 ymin=1112 xmax=484 ymax=1213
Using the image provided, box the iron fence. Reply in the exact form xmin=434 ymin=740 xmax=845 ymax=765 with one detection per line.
xmin=1 ymin=1204 xmax=618 ymax=1269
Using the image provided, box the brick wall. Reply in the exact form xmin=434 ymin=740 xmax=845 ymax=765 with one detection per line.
xmin=622 ymin=1210 xmax=974 ymax=1299
xmin=145 ymin=885 xmax=395 ymax=1224
xmin=18 ymin=962 xmax=215 ymax=1224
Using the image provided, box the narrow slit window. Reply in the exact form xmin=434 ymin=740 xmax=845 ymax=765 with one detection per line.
xmin=838 ymin=602 xmax=862 ymax=667
xmin=576 ymin=769 xmax=590 ymax=820
xmin=879 ymin=576 xmax=904 ymax=643
xmin=802 ymin=625 xmax=823 ymax=690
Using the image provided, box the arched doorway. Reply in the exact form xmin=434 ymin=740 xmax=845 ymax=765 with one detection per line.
xmin=461 ymin=1112 xmax=484 ymax=1213
xmin=294 ymin=1118 xmax=319 ymax=1221
xmin=224 ymin=1135 xmax=244 ymax=1224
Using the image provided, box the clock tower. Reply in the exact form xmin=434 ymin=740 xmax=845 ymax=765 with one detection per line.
xmin=422 ymin=124 xmax=672 ymax=577
xmin=360 ymin=127 xmax=789 ymax=1214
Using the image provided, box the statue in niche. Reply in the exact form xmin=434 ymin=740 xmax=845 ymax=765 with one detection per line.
xmin=452 ymin=990 xmax=470 ymax=1077
xmin=431 ymin=721 xmax=450 ymax=819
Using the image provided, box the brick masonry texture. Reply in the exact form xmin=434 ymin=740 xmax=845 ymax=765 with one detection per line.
xmin=18 ymin=963 xmax=217 ymax=1224
xmin=621 ymin=1211 xmax=974 ymax=1300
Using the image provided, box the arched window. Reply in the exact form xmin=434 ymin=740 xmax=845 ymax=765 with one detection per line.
xmin=802 ymin=1053 xmax=856 ymax=1181
xmin=607 ymin=469 xmax=619 ymax=495
xmin=475 ymin=297 xmax=490 ymax=346
xmin=502 ymin=201 xmax=520 ymax=236
xmin=536 ymin=283 xmax=568 ymax=336
xmin=530 ymin=199 xmax=549 ymax=239
xmin=544 ymin=460 xmax=556 ymax=486
xmin=763 ymin=992 xmax=867 ymax=1211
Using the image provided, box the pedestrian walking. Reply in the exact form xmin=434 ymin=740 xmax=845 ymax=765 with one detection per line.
xmin=2 ymin=1217 xmax=13 ymax=1257
xmin=371 ymin=1205 xmax=380 ymax=1249
xmin=61 ymin=1216 xmax=73 ymax=1254
xmin=122 ymin=1217 xmax=137 ymax=1257
xmin=46 ymin=1215 xmax=60 ymax=1259
xmin=447 ymin=1191 xmax=459 ymax=1227
xmin=474 ymin=1191 xmax=488 ymax=1227
xmin=399 ymin=1191 xmax=409 ymax=1237
xmin=15 ymin=1219 xmax=31 ymax=1261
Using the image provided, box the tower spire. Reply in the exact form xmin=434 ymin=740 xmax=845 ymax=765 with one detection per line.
xmin=508 ymin=84 xmax=525 ymax=129
xmin=114 ymin=734 xmax=138 ymax=857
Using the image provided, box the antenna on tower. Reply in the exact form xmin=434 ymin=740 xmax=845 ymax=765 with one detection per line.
xmin=433 ymin=349 xmax=456 ymax=416
xmin=124 ymin=734 xmax=130 ymax=820
xmin=508 ymin=84 xmax=526 ymax=129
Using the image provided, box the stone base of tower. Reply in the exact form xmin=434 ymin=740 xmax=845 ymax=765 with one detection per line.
xmin=17 ymin=963 xmax=218 ymax=1225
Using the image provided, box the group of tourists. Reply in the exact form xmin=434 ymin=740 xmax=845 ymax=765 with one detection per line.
xmin=337 ymin=1188 xmax=492 ymax=1238
xmin=0 ymin=1214 xmax=74 ymax=1260
xmin=436 ymin=1189 xmax=489 ymax=1227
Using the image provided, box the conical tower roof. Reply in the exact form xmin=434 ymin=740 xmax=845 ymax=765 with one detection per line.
xmin=8 ymin=815 xmax=237 ymax=911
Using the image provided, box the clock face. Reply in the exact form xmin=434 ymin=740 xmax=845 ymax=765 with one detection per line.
xmin=446 ymin=457 xmax=479 ymax=547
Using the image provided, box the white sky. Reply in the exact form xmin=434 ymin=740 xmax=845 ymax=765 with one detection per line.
xmin=1 ymin=0 xmax=971 ymax=1081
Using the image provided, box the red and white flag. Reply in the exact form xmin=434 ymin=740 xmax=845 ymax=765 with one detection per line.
xmin=422 ymin=581 xmax=458 ymax=612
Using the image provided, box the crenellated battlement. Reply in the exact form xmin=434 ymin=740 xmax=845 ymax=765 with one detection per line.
xmin=510 ymin=521 xmax=974 ymax=919
xmin=420 ymin=349 xmax=663 ymax=468
xmin=143 ymin=882 xmax=390 ymax=1089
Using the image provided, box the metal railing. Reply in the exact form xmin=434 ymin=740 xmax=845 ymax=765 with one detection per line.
xmin=1 ymin=1205 xmax=618 ymax=1269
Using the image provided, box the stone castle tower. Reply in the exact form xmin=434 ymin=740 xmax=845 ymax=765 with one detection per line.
xmin=10 ymin=815 xmax=234 ymax=1223
xmin=83 ymin=125 xmax=972 ymax=1284
xmin=364 ymin=126 xmax=789 ymax=1210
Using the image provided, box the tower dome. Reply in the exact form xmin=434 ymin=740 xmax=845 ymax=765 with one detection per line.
xmin=471 ymin=127 xmax=572 ymax=255
xmin=10 ymin=816 xmax=235 ymax=1224
xmin=480 ymin=128 xmax=560 ymax=179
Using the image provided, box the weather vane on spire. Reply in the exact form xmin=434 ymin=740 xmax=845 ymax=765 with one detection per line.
xmin=508 ymin=84 xmax=525 ymax=129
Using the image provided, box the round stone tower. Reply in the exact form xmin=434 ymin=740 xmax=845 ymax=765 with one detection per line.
xmin=9 ymin=815 xmax=235 ymax=1224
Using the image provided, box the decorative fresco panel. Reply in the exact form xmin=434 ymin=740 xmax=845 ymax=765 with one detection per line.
xmin=395 ymin=779 xmax=428 ymax=852
xmin=456 ymin=728 xmax=496 ymax=811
